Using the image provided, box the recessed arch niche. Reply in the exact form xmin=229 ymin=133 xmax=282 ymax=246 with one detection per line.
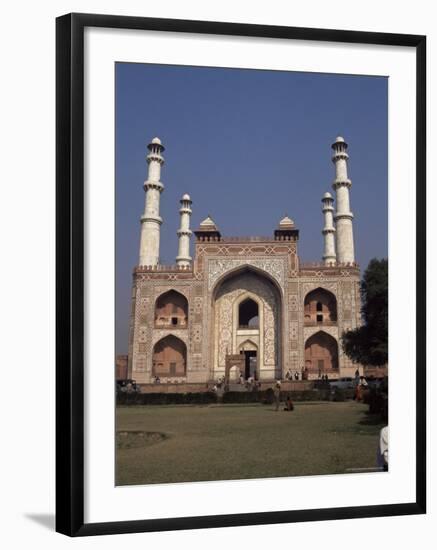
xmin=152 ymin=335 xmax=187 ymax=377
xmin=155 ymin=290 xmax=188 ymax=328
xmin=304 ymin=331 xmax=339 ymax=374
xmin=304 ymin=287 xmax=337 ymax=324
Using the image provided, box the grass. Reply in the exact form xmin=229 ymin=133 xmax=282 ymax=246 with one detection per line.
xmin=115 ymin=401 xmax=385 ymax=486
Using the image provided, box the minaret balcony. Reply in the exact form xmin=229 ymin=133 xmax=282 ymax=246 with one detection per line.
xmin=179 ymin=206 xmax=192 ymax=214
xmin=141 ymin=214 xmax=163 ymax=224
xmin=331 ymin=151 xmax=349 ymax=161
xmin=332 ymin=178 xmax=352 ymax=189
xmin=146 ymin=152 xmax=165 ymax=164
xmin=143 ymin=180 xmax=164 ymax=191
xmin=334 ymin=212 xmax=354 ymax=221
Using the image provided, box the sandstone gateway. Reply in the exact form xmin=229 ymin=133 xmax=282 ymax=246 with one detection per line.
xmin=127 ymin=136 xmax=362 ymax=387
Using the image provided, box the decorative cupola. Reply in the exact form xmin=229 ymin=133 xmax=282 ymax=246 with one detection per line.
xmin=194 ymin=215 xmax=222 ymax=242
xmin=274 ymin=215 xmax=299 ymax=241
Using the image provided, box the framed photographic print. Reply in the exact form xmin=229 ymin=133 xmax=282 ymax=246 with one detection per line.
xmin=56 ymin=12 xmax=426 ymax=536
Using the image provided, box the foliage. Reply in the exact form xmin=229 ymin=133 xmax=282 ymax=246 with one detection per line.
xmin=117 ymin=388 xmax=345 ymax=406
xmin=262 ymin=387 xmax=274 ymax=404
xmin=341 ymin=258 xmax=388 ymax=366
xmin=366 ymin=379 xmax=388 ymax=421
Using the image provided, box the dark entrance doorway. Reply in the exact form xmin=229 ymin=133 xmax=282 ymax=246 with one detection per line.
xmin=243 ymin=350 xmax=257 ymax=379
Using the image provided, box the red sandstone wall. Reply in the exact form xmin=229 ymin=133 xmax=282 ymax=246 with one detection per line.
xmin=116 ymin=355 xmax=128 ymax=380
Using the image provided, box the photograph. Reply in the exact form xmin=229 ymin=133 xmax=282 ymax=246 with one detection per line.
xmin=114 ymin=62 xmax=389 ymax=486
xmin=0 ymin=0 xmax=430 ymax=544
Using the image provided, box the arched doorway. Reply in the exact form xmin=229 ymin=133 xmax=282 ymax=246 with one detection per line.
xmin=304 ymin=331 xmax=339 ymax=376
xmin=238 ymin=339 xmax=258 ymax=379
xmin=211 ymin=266 xmax=282 ymax=381
xmin=155 ymin=290 xmax=188 ymax=328
xmin=304 ymin=288 xmax=337 ymax=325
xmin=152 ymin=335 xmax=187 ymax=377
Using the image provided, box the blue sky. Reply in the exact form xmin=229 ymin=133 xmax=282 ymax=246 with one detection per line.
xmin=115 ymin=63 xmax=388 ymax=355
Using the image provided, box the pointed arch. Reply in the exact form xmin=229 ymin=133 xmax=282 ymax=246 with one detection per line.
xmin=304 ymin=330 xmax=339 ymax=373
xmin=211 ymin=265 xmax=283 ymax=381
xmin=155 ymin=289 xmax=188 ymax=328
xmin=211 ymin=264 xmax=284 ymax=302
xmin=238 ymin=297 xmax=259 ymax=328
xmin=238 ymin=339 xmax=258 ymax=352
xmin=304 ymin=287 xmax=337 ymax=324
xmin=152 ymin=335 xmax=187 ymax=377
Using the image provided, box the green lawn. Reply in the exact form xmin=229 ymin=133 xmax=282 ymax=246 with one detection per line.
xmin=116 ymin=401 xmax=385 ymax=486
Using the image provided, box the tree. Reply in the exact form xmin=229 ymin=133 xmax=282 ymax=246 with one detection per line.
xmin=341 ymin=258 xmax=388 ymax=366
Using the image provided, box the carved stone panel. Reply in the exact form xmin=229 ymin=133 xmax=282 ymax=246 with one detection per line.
xmin=152 ymin=330 xmax=189 ymax=347
xmin=135 ymin=354 xmax=147 ymax=373
xmin=208 ymin=258 xmax=286 ymax=291
xmin=301 ymin=281 xmax=338 ymax=299
xmin=303 ymin=325 xmax=339 ymax=342
xmin=289 ymin=320 xmax=298 ymax=341
xmin=192 ymin=324 xmax=202 ymax=353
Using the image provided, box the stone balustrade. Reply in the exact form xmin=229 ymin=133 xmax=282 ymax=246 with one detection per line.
xmin=135 ymin=264 xmax=193 ymax=273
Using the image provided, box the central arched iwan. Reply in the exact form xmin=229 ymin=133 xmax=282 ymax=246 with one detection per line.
xmin=211 ymin=265 xmax=282 ymax=381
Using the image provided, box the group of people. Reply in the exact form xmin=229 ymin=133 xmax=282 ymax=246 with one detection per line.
xmin=285 ymin=369 xmax=302 ymax=381
xmin=152 ymin=376 xmax=186 ymax=384
xmin=243 ymin=375 xmax=261 ymax=390
xmin=117 ymin=379 xmax=141 ymax=394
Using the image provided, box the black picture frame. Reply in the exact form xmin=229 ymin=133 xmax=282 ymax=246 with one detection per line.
xmin=56 ymin=12 xmax=426 ymax=537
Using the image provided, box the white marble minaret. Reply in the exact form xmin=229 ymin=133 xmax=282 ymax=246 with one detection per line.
xmin=321 ymin=192 xmax=336 ymax=265
xmin=176 ymin=193 xmax=192 ymax=266
xmin=139 ymin=137 xmax=165 ymax=266
xmin=332 ymin=136 xmax=355 ymax=264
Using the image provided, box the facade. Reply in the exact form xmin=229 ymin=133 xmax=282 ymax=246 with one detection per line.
xmin=127 ymin=136 xmax=362 ymax=385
